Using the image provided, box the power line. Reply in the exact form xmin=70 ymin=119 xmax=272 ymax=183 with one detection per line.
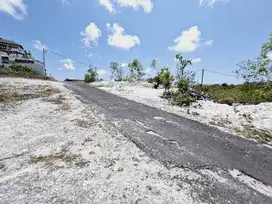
xmin=46 ymin=49 xmax=90 ymax=67
xmin=204 ymin=69 xmax=236 ymax=78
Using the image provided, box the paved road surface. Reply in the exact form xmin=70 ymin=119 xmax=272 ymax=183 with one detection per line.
xmin=66 ymin=82 xmax=272 ymax=204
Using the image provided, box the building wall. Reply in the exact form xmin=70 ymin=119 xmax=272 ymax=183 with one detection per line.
xmin=0 ymin=58 xmax=46 ymax=76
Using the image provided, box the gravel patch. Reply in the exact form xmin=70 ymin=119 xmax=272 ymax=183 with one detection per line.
xmin=0 ymin=78 xmax=202 ymax=204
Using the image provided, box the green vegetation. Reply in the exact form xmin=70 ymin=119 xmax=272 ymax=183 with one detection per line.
xmin=0 ymin=63 xmax=51 ymax=80
xmin=159 ymin=70 xmax=174 ymax=92
xmin=1 ymin=87 xmax=60 ymax=104
xmin=29 ymin=150 xmax=89 ymax=168
xmin=147 ymin=61 xmax=169 ymax=89
xmin=84 ymin=65 xmax=98 ymax=83
xmin=235 ymin=33 xmax=272 ymax=82
xmin=109 ymin=61 xmax=124 ymax=81
xmin=194 ymin=82 xmax=272 ymax=105
xmin=39 ymin=88 xmax=60 ymax=95
xmin=175 ymin=54 xmax=192 ymax=80
xmin=128 ymin=59 xmax=145 ymax=81
xmin=197 ymin=33 xmax=272 ymax=106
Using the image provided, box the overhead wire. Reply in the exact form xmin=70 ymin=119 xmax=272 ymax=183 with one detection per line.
xmin=46 ymin=49 xmax=90 ymax=67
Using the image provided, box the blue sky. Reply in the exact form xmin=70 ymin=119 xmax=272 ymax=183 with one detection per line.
xmin=0 ymin=0 xmax=271 ymax=83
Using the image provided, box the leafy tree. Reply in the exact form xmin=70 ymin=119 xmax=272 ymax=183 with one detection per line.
xmin=128 ymin=59 xmax=145 ymax=81
xmin=236 ymin=33 xmax=272 ymax=82
xmin=159 ymin=70 xmax=174 ymax=92
xmin=109 ymin=62 xmax=124 ymax=81
xmin=175 ymin=54 xmax=192 ymax=80
xmin=150 ymin=59 xmax=157 ymax=72
xmin=84 ymin=65 xmax=98 ymax=83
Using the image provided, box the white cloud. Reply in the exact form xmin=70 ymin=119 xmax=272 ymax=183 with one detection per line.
xmin=200 ymin=0 xmax=230 ymax=7
xmin=106 ymin=23 xmax=140 ymax=50
xmin=98 ymin=0 xmax=153 ymax=14
xmin=169 ymin=26 xmax=202 ymax=53
xmin=99 ymin=0 xmax=115 ymax=14
xmin=81 ymin=22 xmax=102 ymax=48
xmin=97 ymin=69 xmax=108 ymax=76
xmin=115 ymin=0 xmax=153 ymax=13
xmin=191 ymin=58 xmax=202 ymax=63
xmin=205 ymin=40 xmax=213 ymax=46
xmin=60 ymin=58 xmax=75 ymax=70
xmin=59 ymin=0 xmax=72 ymax=6
xmin=121 ymin=63 xmax=128 ymax=68
xmin=33 ymin=40 xmax=48 ymax=51
xmin=88 ymin=53 xmax=100 ymax=58
xmin=144 ymin=68 xmax=152 ymax=74
xmin=0 ymin=0 xmax=27 ymax=20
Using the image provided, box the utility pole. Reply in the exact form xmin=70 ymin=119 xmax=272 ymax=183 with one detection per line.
xmin=201 ymin=68 xmax=205 ymax=86
xmin=43 ymin=48 xmax=46 ymax=76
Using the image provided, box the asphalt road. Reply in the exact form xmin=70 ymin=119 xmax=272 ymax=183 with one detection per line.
xmin=66 ymin=82 xmax=272 ymax=204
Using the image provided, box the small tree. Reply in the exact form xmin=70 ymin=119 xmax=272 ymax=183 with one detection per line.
xmin=110 ymin=62 xmax=124 ymax=81
xmin=84 ymin=65 xmax=98 ymax=83
xmin=148 ymin=59 xmax=162 ymax=89
xmin=236 ymin=33 xmax=272 ymax=82
xmin=128 ymin=59 xmax=145 ymax=81
xmin=160 ymin=70 xmax=174 ymax=92
xmin=150 ymin=59 xmax=157 ymax=72
xmin=175 ymin=54 xmax=192 ymax=80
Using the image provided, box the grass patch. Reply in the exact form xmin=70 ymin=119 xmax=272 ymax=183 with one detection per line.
xmin=193 ymin=82 xmax=272 ymax=105
xmin=44 ymin=94 xmax=70 ymax=110
xmin=234 ymin=127 xmax=272 ymax=144
xmin=74 ymin=118 xmax=97 ymax=128
xmin=29 ymin=150 xmax=89 ymax=168
xmin=0 ymin=64 xmax=53 ymax=80
xmin=0 ymin=88 xmax=60 ymax=104
xmin=38 ymin=88 xmax=60 ymax=95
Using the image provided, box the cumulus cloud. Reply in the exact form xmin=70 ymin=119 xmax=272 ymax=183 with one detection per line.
xmin=106 ymin=23 xmax=140 ymax=50
xmin=191 ymin=58 xmax=202 ymax=63
xmin=169 ymin=26 xmax=212 ymax=53
xmin=98 ymin=0 xmax=153 ymax=14
xmin=200 ymin=0 xmax=230 ymax=7
xmin=60 ymin=59 xmax=75 ymax=70
xmin=168 ymin=26 xmax=202 ymax=53
xmin=99 ymin=0 xmax=115 ymax=14
xmin=33 ymin=40 xmax=48 ymax=51
xmin=97 ymin=69 xmax=108 ymax=76
xmin=81 ymin=22 xmax=102 ymax=48
xmin=115 ymin=0 xmax=153 ymax=13
xmin=0 ymin=0 xmax=27 ymax=20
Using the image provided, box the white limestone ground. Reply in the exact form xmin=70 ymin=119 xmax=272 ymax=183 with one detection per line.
xmin=90 ymin=81 xmax=272 ymax=145
xmin=0 ymin=78 xmax=204 ymax=204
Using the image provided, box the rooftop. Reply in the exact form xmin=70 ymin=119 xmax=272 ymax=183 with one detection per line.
xmin=0 ymin=38 xmax=23 ymax=49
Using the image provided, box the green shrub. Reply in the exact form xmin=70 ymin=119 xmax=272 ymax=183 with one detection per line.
xmin=170 ymin=92 xmax=196 ymax=106
xmin=84 ymin=66 xmax=98 ymax=83
xmin=177 ymin=79 xmax=189 ymax=93
xmin=193 ymin=82 xmax=272 ymax=105
xmin=160 ymin=71 xmax=174 ymax=91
